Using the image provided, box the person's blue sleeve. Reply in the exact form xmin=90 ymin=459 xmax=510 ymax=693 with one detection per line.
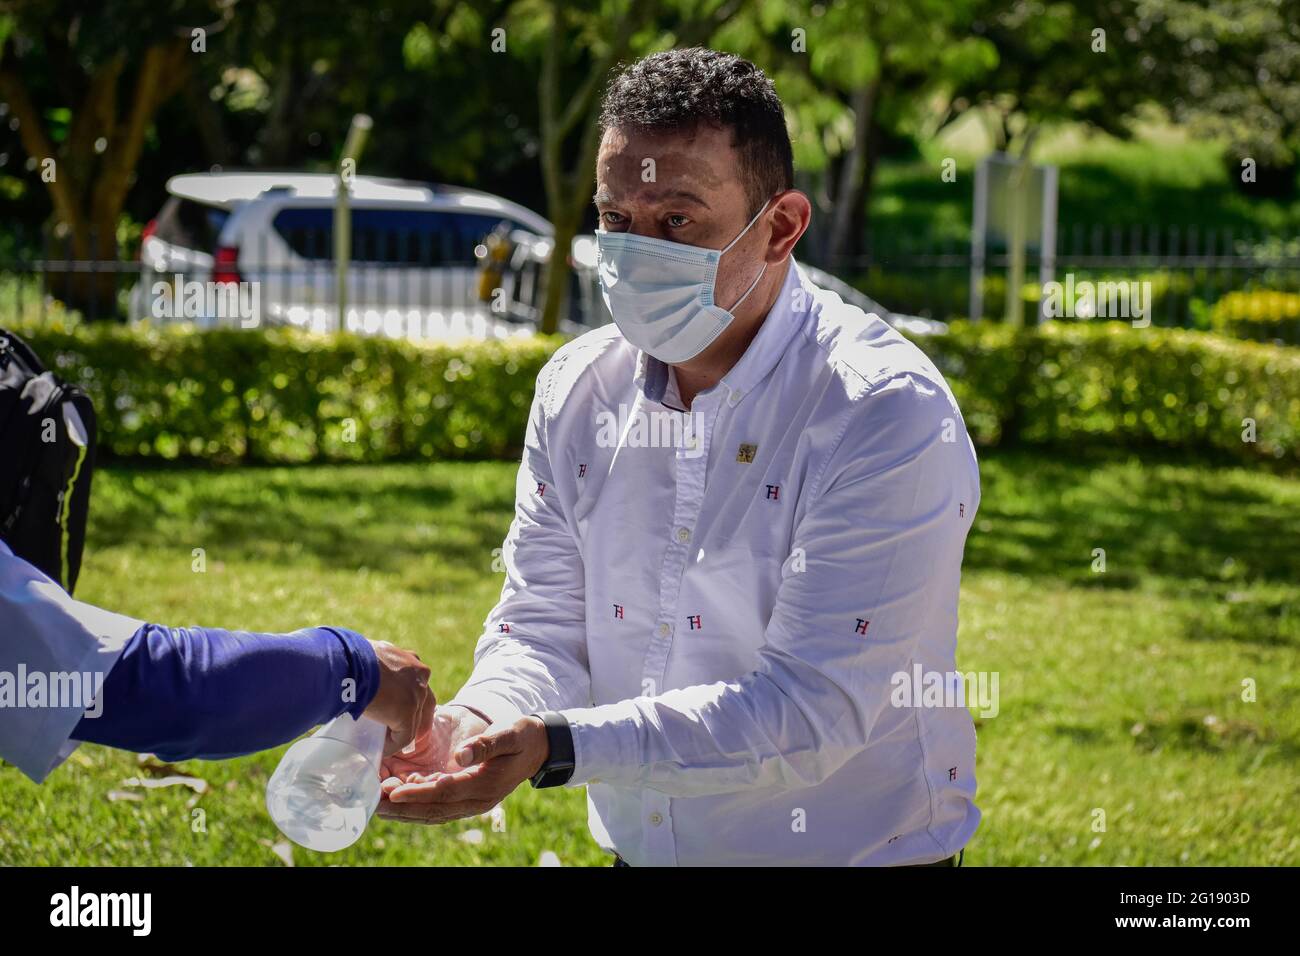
xmin=69 ymin=624 xmax=380 ymax=761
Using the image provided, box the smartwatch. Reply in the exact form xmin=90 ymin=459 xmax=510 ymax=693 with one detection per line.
xmin=528 ymin=711 xmax=576 ymax=789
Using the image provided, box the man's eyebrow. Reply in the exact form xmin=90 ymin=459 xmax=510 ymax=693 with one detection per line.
xmin=592 ymin=188 xmax=712 ymax=208
xmin=665 ymin=189 xmax=711 ymax=208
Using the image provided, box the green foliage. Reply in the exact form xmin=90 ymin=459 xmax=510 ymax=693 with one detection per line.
xmin=8 ymin=317 xmax=1298 ymax=467
xmin=1143 ymin=0 xmax=1300 ymax=183
xmin=11 ymin=320 xmax=557 ymax=464
xmin=909 ymin=322 xmax=1300 ymax=462
xmin=1210 ymin=290 xmax=1300 ymax=345
xmin=877 ymin=134 xmax=1300 ymax=248
xmin=860 ymin=268 xmax=1203 ymax=329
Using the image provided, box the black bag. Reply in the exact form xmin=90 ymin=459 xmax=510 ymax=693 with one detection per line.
xmin=0 ymin=328 xmax=97 ymax=594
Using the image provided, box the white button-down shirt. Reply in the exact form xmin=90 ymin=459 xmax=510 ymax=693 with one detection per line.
xmin=0 ymin=540 xmax=141 ymax=782
xmin=450 ymin=259 xmax=980 ymax=865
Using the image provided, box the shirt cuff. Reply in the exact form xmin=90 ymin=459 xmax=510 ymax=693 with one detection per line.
xmin=7 ymin=624 xmax=134 ymax=783
xmin=320 ymin=627 xmax=380 ymax=719
xmin=557 ymin=699 xmax=645 ymax=788
xmin=445 ymin=686 xmax=528 ymax=728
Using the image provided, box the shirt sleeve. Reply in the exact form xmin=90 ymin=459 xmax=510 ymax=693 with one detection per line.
xmin=559 ymin=374 xmax=979 ymax=796
xmin=0 ymin=542 xmax=142 ymax=782
xmin=447 ymin=357 xmax=592 ymax=725
xmin=69 ymin=624 xmax=379 ymax=761
xmin=1 ymin=542 xmax=380 ymax=780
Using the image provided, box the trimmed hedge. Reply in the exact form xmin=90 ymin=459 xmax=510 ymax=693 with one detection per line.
xmin=12 ymin=321 xmax=557 ymax=463
xmin=1210 ymin=290 xmax=1300 ymax=345
xmin=857 ymin=268 xmax=1203 ymax=328
xmin=909 ymin=321 xmax=1299 ymax=462
xmin=8 ymin=317 xmax=1298 ymax=465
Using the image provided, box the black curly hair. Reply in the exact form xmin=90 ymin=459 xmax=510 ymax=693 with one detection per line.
xmin=598 ymin=48 xmax=794 ymax=217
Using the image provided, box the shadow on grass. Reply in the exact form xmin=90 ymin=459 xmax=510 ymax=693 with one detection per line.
xmin=1179 ymin=595 xmax=1300 ymax=649
xmin=88 ymin=448 xmax=1299 ymax=605
xmin=88 ymin=463 xmax=517 ymax=580
xmin=965 ymin=447 xmax=1300 ymax=594
xmin=1125 ymin=711 xmax=1300 ymax=760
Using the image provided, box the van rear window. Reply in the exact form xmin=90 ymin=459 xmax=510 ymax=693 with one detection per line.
xmin=270 ymin=208 xmax=522 ymax=265
xmin=153 ymin=198 xmax=230 ymax=252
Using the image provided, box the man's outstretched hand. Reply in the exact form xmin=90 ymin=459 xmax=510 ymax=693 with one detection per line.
xmin=379 ymin=703 xmax=486 ymax=780
xmin=362 ymin=640 xmax=436 ymax=756
xmin=377 ymin=709 xmax=549 ymax=825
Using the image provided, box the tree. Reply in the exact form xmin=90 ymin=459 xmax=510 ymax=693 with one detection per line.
xmin=426 ymin=0 xmax=745 ymax=335
xmin=0 ymin=0 xmax=222 ymax=315
xmin=704 ymin=0 xmax=996 ymax=262
xmin=1140 ymin=0 xmax=1300 ymax=196
xmin=945 ymin=0 xmax=1185 ymax=155
xmin=949 ymin=0 xmax=1298 ymax=196
xmin=534 ymin=0 xmax=663 ymax=334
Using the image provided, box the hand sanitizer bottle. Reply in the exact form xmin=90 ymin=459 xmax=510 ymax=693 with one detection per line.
xmin=266 ymin=713 xmax=386 ymax=852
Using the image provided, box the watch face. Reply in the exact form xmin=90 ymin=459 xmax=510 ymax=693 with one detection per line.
xmin=531 ymin=762 xmax=575 ymax=789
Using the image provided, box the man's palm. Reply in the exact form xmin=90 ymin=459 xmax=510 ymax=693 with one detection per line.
xmin=380 ymin=705 xmax=487 ymax=781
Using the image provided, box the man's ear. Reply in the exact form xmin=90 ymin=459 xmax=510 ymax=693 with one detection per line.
xmin=765 ymin=190 xmax=812 ymax=262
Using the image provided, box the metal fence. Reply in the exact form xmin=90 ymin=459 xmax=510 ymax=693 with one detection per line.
xmin=820 ymin=225 xmax=1300 ymax=326
xmin=0 ymin=224 xmax=606 ymax=336
xmin=3 ymin=222 xmax=1299 ymax=332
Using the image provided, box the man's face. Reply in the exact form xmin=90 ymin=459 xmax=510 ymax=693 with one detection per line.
xmin=594 ymin=124 xmax=768 ymax=312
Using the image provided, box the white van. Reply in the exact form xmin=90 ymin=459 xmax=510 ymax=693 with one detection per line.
xmin=132 ymin=172 xmax=556 ymax=340
xmin=131 ymin=170 xmax=923 ymax=341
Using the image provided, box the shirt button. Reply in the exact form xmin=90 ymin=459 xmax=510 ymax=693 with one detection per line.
xmin=676 ymin=527 xmax=691 ymax=543
xmin=649 ymin=813 xmax=664 ymax=826
xmin=657 ymin=623 xmax=671 ymax=637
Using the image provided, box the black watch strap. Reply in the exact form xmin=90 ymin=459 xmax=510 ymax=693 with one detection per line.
xmin=529 ymin=711 xmax=576 ymax=789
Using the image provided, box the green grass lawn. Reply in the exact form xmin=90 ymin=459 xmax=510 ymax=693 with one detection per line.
xmin=1 ymin=448 xmax=1297 ymax=866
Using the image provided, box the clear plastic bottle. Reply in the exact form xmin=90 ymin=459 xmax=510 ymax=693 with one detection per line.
xmin=265 ymin=713 xmax=386 ymax=852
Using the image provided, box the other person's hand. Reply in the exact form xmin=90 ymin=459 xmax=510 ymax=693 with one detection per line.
xmin=377 ymin=708 xmax=548 ymax=825
xmin=362 ymin=640 xmax=435 ymax=756
xmin=380 ymin=704 xmax=488 ymax=781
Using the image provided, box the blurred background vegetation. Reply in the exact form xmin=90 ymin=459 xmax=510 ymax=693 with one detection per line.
xmin=1 ymin=0 xmax=1298 ymax=330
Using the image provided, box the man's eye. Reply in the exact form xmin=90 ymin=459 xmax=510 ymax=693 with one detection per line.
xmin=667 ymin=215 xmax=690 ymax=228
xmin=602 ymin=211 xmax=625 ymax=225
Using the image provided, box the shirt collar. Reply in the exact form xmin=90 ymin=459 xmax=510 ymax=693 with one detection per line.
xmin=636 ymin=258 xmax=808 ymax=409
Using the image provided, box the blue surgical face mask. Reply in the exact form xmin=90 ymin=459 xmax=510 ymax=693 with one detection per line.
xmin=595 ymin=198 xmax=772 ymax=364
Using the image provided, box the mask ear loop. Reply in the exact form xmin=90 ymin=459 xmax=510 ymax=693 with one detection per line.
xmin=718 ymin=196 xmax=774 ymax=313
xmin=721 ymin=196 xmax=774 ymax=255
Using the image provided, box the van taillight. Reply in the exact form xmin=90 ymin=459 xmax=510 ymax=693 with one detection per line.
xmin=138 ymin=219 xmax=157 ymax=261
xmin=213 ymin=246 xmax=241 ymax=284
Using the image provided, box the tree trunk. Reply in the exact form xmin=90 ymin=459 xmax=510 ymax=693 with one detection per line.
xmin=0 ymin=36 xmax=190 ymax=318
xmin=260 ymin=38 xmax=303 ymax=166
xmin=827 ymin=78 xmax=882 ymax=264
xmin=185 ymin=69 xmax=232 ymax=167
xmin=534 ymin=0 xmax=660 ymax=334
xmin=538 ymin=213 xmax=578 ymax=335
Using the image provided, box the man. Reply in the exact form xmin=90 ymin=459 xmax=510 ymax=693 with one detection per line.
xmin=381 ymin=48 xmax=980 ymax=866
xmin=0 ymin=536 xmax=434 ymax=783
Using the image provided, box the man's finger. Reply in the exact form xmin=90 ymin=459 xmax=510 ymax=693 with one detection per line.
xmin=386 ymin=766 xmax=493 ymax=803
xmin=377 ymin=798 xmax=487 ymax=824
xmin=454 ymin=726 xmax=519 ymax=768
xmin=382 ymin=684 xmax=435 ymax=757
